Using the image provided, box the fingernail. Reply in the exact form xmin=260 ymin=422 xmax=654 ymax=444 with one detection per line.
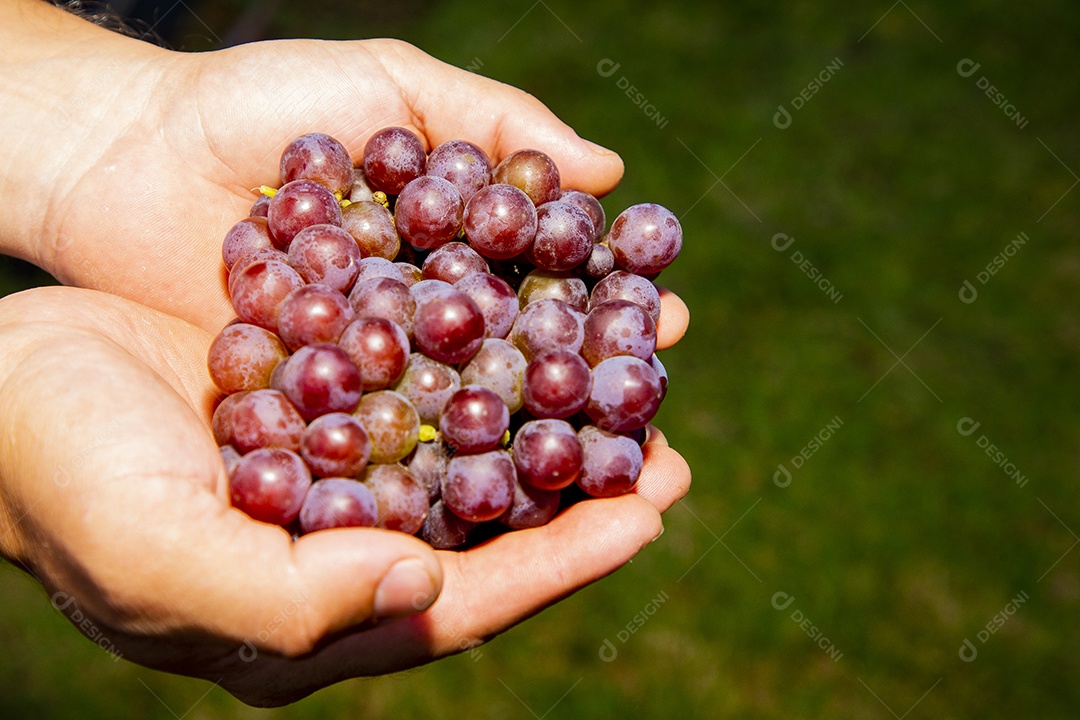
xmin=583 ymin=137 xmax=618 ymax=156
xmin=374 ymin=558 xmax=438 ymax=619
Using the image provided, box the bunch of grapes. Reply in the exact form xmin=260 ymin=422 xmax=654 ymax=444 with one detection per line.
xmin=209 ymin=128 xmax=681 ymax=549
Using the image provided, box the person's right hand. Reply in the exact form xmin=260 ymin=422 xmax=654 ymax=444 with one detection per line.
xmin=0 ymin=286 xmax=691 ymax=706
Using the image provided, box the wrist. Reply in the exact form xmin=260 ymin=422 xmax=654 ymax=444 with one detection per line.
xmin=0 ymin=0 xmax=170 ymax=271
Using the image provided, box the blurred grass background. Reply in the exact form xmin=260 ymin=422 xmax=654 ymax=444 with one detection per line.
xmin=2 ymin=0 xmax=1078 ymax=717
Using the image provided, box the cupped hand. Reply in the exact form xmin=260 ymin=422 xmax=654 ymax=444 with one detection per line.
xmin=0 ymin=286 xmax=690 ymax=706
xmin=20 ymin=16 xmax=628 ymax=332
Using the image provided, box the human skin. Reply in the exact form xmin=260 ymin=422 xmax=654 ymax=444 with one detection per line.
xmin=0 ymin=0 xmax=691 ymax=706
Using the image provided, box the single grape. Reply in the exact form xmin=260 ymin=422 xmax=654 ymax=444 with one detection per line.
xmin=526 ymin=201 xmax=594 ymax=271
xmin=229 ymin=258 xmax=305 ymax=332
xmin=426 ymin=139 xmax=492 ymax=202
xmin=492 ymin=149 xmax=561 ymax=206
xmin=222 ymin=216 xmax=273 ymax=270
xmin=348 ymin=276 xmax=416 ymax=337
xmin=409 ymin=278 xmax=454 ymax=306
xmin=230 ymin=388 xmax=307 ymax=453
xmin=299 ymin=478 xmax=378 ymax=533
xmin=590 ymin=270 xmax=662 ymax=324
xmin=228 ymin=246 xmax=288 ymax=297
xmin=279 ymin=132 xmax=353 ymax=195
xmin=442 ymin=449 xmax=516 ymax=522
xmin=510 ymin=298 xmax=585 ymax=360
xmin=651 ymin=354 xmax=669 ymax=399
xmin=212 ymin=390 xmax=250 ymax=446
xmin=300 ymin=412 xmax=371 ymax=478
xmin=277 ymin=284 xmax=354 ymax=351
xmin=584 ymin=242 xmax=615 ymax=278
xmin=412 ymin=288 xmax=485 ymax=365
xmin=208 ymin=323 xmax=289 ymax=394
xmin=459 ymin=338 xmax=527 ymax=413
xmin=354 ymin=256 xmax=407 ymax=285
xmin=439 ymin=385 xmax=510 ymax=454
xmin=422 ymin=241 xmax=489 ymax=284
xmin=353 ymin=390 xmax=420 ymax=463
xmin=348 ymin=167 xmax=376 ymax=203
xmin=499 ymin=481 xmax=561 ymax=530
xmin=395 ymin=175 xmax=464 ymax=250
xmin=454 ymin=272 xmax=518 ymax=339
xmin=277 ymin=343 xmax=363 ymax=422
xmin=287 ymin=223 xmax=361 ymax=293
xmin=249 ymin=194 xmax=271 ymax=218
xmin=521 ymin=349 xmax=592 ymax=418
xmin=585 ymin=356 xmax=663 ymax=432
xmin=581 ymin=299 xmax=657 ymax=367
xmin=560 ymin=189 xmax=606 ymax=241
xmin=462 ymin=184 xmax=538 ymax=260
xmin=512 ymin=418 xmax=583 ymax=491
xmin=396 ymin=262 xmax=422 ymax=287
xmin=337 ymin=316 xmax=410 ymax=391
xmin=408 ymin=439 xmax=449 ymax=502
xmin=362 ymin=463 xmax=429 ymax=534
xmin=517 ymin=269 xmax=588 ymax=312
xmin=420 ymin=499 xmax=475 ymax=549
xmin=362 ymin=126 xmax=427 ymax=194
xmin=229 ymin=447 xmax=312 ymax=526
xmin=393 ymin=354 xmax=461 ymax=424
xmin=267 ymin=179 xmax=343 ymax=250
xmin=341 ymin=200 xmax=401 ymax=260
xmin=577 ymin=425 xmax=643 ymax=497
xmin=607 ymin=203 xmax=682 ymax=275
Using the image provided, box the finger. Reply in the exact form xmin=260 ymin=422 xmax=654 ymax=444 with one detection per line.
xmin=633 ymin=441 xmax=692 ymax=513
xmin=656 ymin=286 xmax=689 ymax=350
xmin=0 ymin=289 xmax=443 ymax=657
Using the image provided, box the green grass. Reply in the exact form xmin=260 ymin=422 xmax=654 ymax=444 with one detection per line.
xmin=2 ymin=0 xmax=1077 ymax=717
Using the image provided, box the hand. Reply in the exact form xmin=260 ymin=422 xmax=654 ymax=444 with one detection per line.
xmin=0 ymin=286 xmax=691 ymax=706
xmin=0 ymin=1 xmax=638 ymax=333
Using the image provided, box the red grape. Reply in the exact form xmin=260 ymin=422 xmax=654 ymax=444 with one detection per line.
xmin=277 ymin=284 xmax=354 ymax=350
xmin=299 ymin=412 xmax=371 ymax=478
xmin=363 ymin=126 xmax=426 ymax=194
xmin=439 ymin=385 xmax=510 ymax=454
xmin=337 ymin=316 xmax=410 ymax=391
xmin=354 ymin=390 xmax=420 ymax=463
xmin=585 ymin=356 xmax=663 ymax=432
xmin=208 ymin=323 xmax=288 ymax=394
xmin=493 ymin=149 xmax=561 ymax=206
xmin=395 ymin=175 xmax=464 ymax=250
xmin=577 ymin=425 xmax=643 ymax=497
xmin=277 ymin=343 xmax=363 ymax=421
xmin=426 ymin=139 xmax=492 ymax=202
xmin=267 ymin=179 xmax=343 ymax=250
xmin=363 ymin=463 xmax=428 ymax=534
xmin=462 ymin=183 xmax=538 ymax=260
xmin=280 ymin=132 xmax=353 ymax=196
xmin=521 ymin=349 xmax=592 ymax=418
xmin=607 ymin=203 xmax=682 ymax=275
xmin=442 ymin=449 xmax=516 ymax=522
xmin=229 ymin=447 xmax=312 ymax=525
xmin=299 ymin=477 xmax=378 ymax=532
xmin=512 ymin=418 xmax=583 ymax=490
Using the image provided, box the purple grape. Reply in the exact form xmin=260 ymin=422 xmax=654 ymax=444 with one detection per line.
xmin=228 ymin=246 xmax=288 ymax=297
xmin=395 ymin=175 xmax=464 ymax=250
xmin=348 ymin=167 xmax=376 ymax=203
xmin=526 ymin=201 xmax=594 ymax=271
xmin=396 ymin=262 xmax=422 ymax=287
xmin=510 ymin=298 xmax=585 ymax=360
xmin=577 ymin=425 xmax=643 ymax=497
xmin=517 ymin=270 xmax=588 ymax=312
xmin=229 ymin=259 xmax=305 ymax=332
xmin=394 ymin=354 xmax=462 ymax=424
xmin=462 ymin=184 xmax=538 ymax=260
xmin=408 ymin=440 xmax=449 ymax=502
xmin=442 ymin=449 xmax=516 ymax=522
xmin=277 ymin=343 xmax=363 ymax=422
xmin=426 ymin=139 xmax=492 ymax=202
xmin=492 ymin=149 xmax=561 ymax=206
xmin=249 ymin=194 xmax=271 ymax=218
xmin=560 ymin=189 xmax=606 ymax=241
xmin=287 ymin=223 xmax=362 ymax=293
xmin=300 ymin=412 xmax=371 ymax=478
xmin=409 ymin=278 xmax=454 ymax=306
xmin=354 ymin=256 xmax=407 ymax=285
xmin=299 ymin=478 xmax=378 ymax=533
xmin=459 ymin=338 xmax=527 ymax=413
xmin=590 ymin=270 xmax=662 ymax=324
xmin=362 ymin=127 xmax=427 ymax=194
xmin=363 ymin=463 xmax=429 ymax=534
xmin=208 ymin=323 xmax=289 ymax=394
xmin=421 ymin=499 xmax=476 ymax=549
xmin=454 ymin=272 xmax=518 ymax=339
xmin=222 ymin=217 xmax=273 ymax=270
xmin=277 ymin=284 xmax=354 ymax=351
xmin=422 ymin=241 xmax=489 ymax=284
xmin=341 ymin=200 xmax=401 ymax=260
xmin=348 ymin=276 xmax=416 ymax=336
xmin=585 ymin=356 xmax=663 ymax=432
xmin=585 ymin=243 xmax=615 ymax=279
xmin=353 ymin=390 xmax=420 ymax=463
xmin=581 ymin=299 xmax=657 ymax=367
xmin=267 ymin=179 xmax=343 ymax=250
xmin=521 ymin=349 xmax=592 ymax=419
xmin=512 ymin=418 xmax=583 ymax=491
xmin=230 ymin=389 xmax=306 ymax=453
xmin=230 ymin=447 xmax=312 ymax=526
xmin=607 ymin=203 xmax=682 ymax=275
xmin=651 ymin=354 xmax=669 ymax=399
xmin=413 ymin=288 xmax=485 ymax=365
xmin=439 ymin=386 xmax=510 ymax=454
xmin=337 ymin=316 xmax=410 ymax=391
xmin=212 ymin=391 xmax=249 ymax=446
xmin=280 ymin=132 xmax=353 ymax=195
xmin=499 ymin=481 xmax=561 ymax=530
